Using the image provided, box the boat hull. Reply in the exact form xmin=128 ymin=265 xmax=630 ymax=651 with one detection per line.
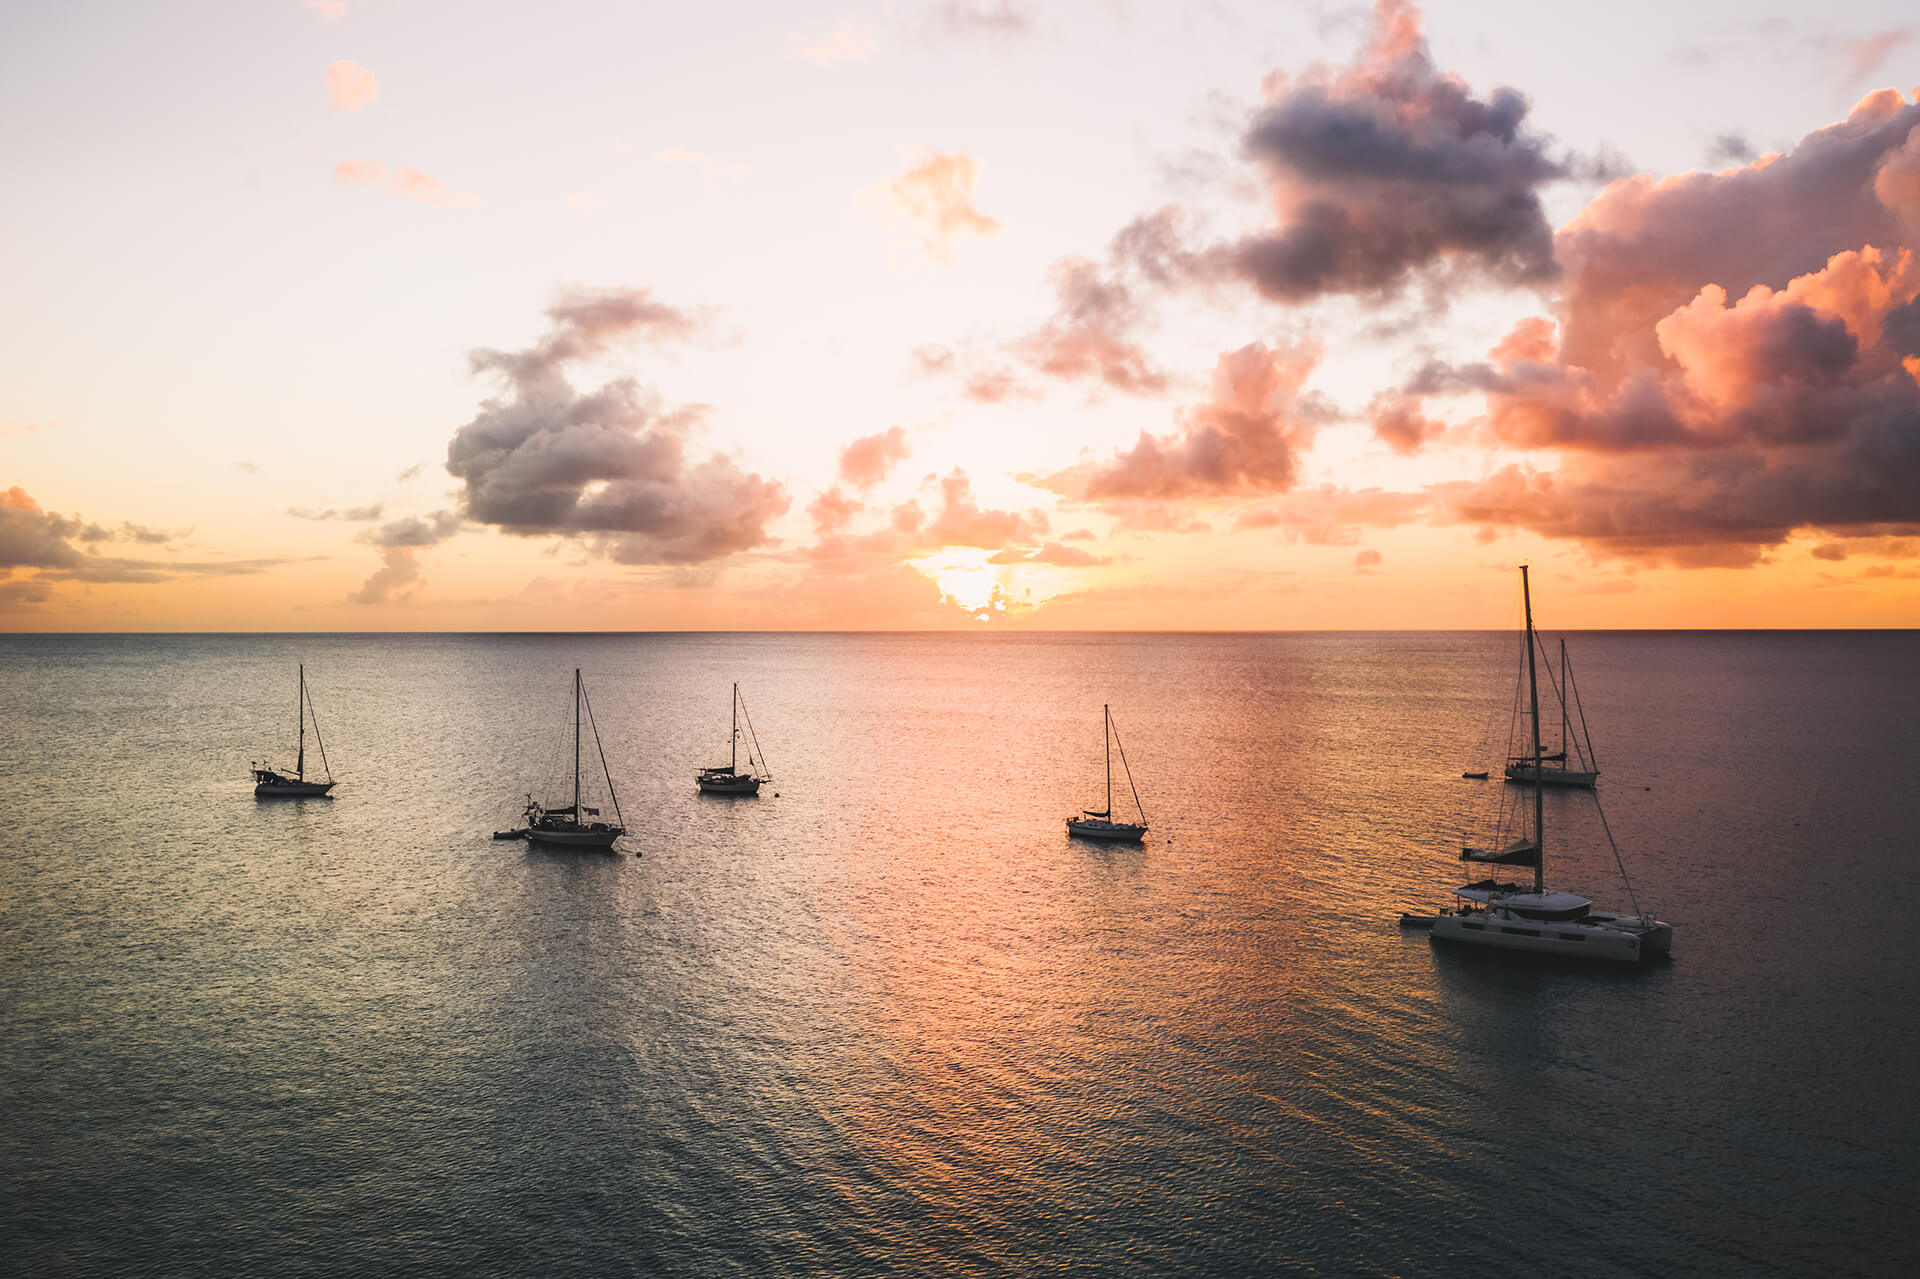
xmin=254 ymin=781 xmax=335 ymax=797
xmin=696 ymin=774 xmax=761 ymax=794
xmin=1503 ymin=763 xmax=1598 ymax=788
xmin=525 ymin=825 xmax=622 ymax=849
xmin=1430 ymin=911 xmax=1669 ymax=962
xmin=1067 ymin=818 xmax=1147 ymax=842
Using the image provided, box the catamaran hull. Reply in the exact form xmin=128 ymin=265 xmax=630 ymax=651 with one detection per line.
xmin=1503 ymin=764 xmax=1598 ymax=787
xmin=526 ymin=827 xmax=621 ymax=849
xmin=696 ymin=776 xmax=761 ymax=794
xmin=255 ymin=781 xmax=335 ymax=797
xmin=1067 ymin=819 xmax=1147 ymax=842
xmin=1430 ymin=913 xmax=1670 ymax=962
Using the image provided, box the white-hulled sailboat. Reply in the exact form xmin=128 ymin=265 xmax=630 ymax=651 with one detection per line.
xmin=1422 ymin=567 xmax=1671 ymax=962
xmin=1066 ymin=704 xmax=1148 ymax=842
xmin=1503 ymin=637 xmax=1599 ymax=788
xmin=696 ymin=682 xmax=770 ymax=795
xmin=522 ymin=668 xmax=627 ymax=850
xmin=252 ymin=664 xmax=335 ymax=797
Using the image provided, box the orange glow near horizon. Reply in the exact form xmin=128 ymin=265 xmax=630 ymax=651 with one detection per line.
xmin=4 ymin=3 xmax=1919 ymax=631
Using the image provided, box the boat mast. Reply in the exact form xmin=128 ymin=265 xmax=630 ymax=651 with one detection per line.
xmin=732 ymin=682 xmax=739 ymax=774
xmin=573 ymin=667 xmax=582 ymax=820
xmin=1104 ymin=703 xmax=1113 ymax=816
xmin=1521 ymin=566 xmax=1544 ymax=893
xmin=297 ymin=664 xmax=306 ymax=781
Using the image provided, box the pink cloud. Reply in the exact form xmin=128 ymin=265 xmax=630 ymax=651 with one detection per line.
xmin=808 ymin=486 xmax=863 ymax=533
xmin=792 ymin=23 xmax=874 ymax=63
xmin=985 ymin=541 xmax=1111 ymax=567
xmin=839 ymin=426 xmax=910 ymax=488
xmin=324 ymin=60 xmax=378 ymax=113
xmin=1044 ymin=341 xmax=1331 ymax=502
xmin=334 ymin=158 xmax=480 ymax=208
xmin=878 ymin=152 xmax=1002 ymax=262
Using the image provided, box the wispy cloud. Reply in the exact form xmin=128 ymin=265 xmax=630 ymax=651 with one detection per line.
xmin=324 ymin=60 xmax=378 ymax=113
xmin=334 ymin=159 xmax=480 ymax=207
xmin=2 ymin=486 xmax=294 ymax=606
xmin=792 ymin=22 xmax=875 ymax=64
xmin=289 ymin=504 xmax=383 ymax=522
xmin=866 ymin=150 xmax=1002 ymax=263
xmin=655 ymin=147 xmax=748 ymax=181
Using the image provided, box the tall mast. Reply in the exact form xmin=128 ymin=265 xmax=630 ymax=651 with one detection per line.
xmin=1104 ymin=703 xmax=1113 ymax=815
xmin=297 ymin=664 xmax=305 ymax=780
xmin=1521 ymin=567 xmax=1544 ymax=892
xmin=732 ymin=682 xmax=739 ymax=774
xmin=573 ymin=668 xmax=582 ymax=819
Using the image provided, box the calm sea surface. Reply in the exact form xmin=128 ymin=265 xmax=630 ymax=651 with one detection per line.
xmin=2 ymin=631 xmax=1916 ymax=1276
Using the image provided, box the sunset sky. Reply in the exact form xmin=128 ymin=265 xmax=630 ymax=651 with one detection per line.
xmin=5 ymin=0 xmax=1919 ymax=630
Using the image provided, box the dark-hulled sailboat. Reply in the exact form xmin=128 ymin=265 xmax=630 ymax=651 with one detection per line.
xmin=522 ymin=668 xmax=627 ymax=850
xmin=696 ymin=682 xmax=771 ymax=795
xmin=252 ymin=664 xmax=335 ymax=797
xmin=1066 ymin=703 xmax=1148 ymax=842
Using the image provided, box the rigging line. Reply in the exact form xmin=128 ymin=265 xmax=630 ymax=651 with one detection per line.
xmin=305 ymin=681 xmax=333 ymax=781
xmin=1528 ymin=631 xmax=1596 ymax=772
xmin=1108 ymin=716 xmax=1148 ymax=825
xmin=1588 ymin=791 xmax=1644 ymax=919
xmin=738 ymin=687 xmax=771 ymax=780
xmin=579 ymin=679 xmax=625 ymax=830
xmin=1566 ymin=646 xmax=1599 ymax=770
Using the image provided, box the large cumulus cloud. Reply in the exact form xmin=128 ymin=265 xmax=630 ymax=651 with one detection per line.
xmin=1225 ymin=0 xmax=1578 ymax=303
xmin=445 ymin=288 xmax=789 ymax=565
xmin=1386 ymin=94 xmax=1920 ymax=564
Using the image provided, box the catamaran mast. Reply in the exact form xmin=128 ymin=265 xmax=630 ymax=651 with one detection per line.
xmin=297 ymin=664 xmax=306 ymax=780
xmin=573 ymin=667 xmax=582 ymax=819
xmin=1521 ymin=566 xmax=1544 ymax=892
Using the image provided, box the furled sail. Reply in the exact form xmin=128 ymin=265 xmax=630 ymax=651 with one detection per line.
xmin=1460 ymin=837 xmax=1541 ymax=866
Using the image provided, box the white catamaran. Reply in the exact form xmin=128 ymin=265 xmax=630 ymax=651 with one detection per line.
xmin=1504 ymin=636 xmax=1599 ymax=788
xmin=252 ymin=664 xmax=335 ymax=797
xmin=1066 ymin=704 xmax=1149 ymax=842
xmin=522 ymin=668 xmax=627 ymax=850
xmin=696 ymin=682 xmax=771 ymax=795
xmin=1419 ymin=567 xmax=1672 ymax=962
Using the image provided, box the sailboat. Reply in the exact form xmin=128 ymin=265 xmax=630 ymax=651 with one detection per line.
xmin=522 ymin=668 xmax=627 ymax=850
xmin=252 ymin=664 xmax=335 ymax=797
xmin=1422 ymin=567 xmax=1671 ymax=962
xmin=1066 ymin=704 xmax=1148 ymax=842
xmin=1504 ymin=637 xmax=1599 ymax=788
xmin=696 ymin=682 xmax=770 ymax=795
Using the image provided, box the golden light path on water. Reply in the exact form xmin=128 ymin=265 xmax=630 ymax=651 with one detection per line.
xmin=2 ymin=631 xmax=1915 ymax=1274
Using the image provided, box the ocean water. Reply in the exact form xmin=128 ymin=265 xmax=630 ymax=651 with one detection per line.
xmin=1 ymin=631 xmax=1915 ymax=1276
